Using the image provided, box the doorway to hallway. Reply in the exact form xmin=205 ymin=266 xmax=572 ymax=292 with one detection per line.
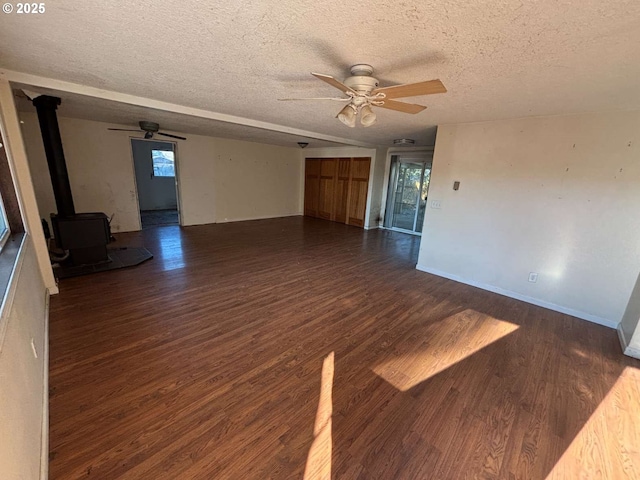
xmin=131 ymin=139 xmax=180 ymax=229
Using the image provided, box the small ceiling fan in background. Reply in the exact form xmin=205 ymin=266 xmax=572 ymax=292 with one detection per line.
xmin=108 ymin=121 xmax=187 ymax=140
xmin=279 ymin=64 xmax=447 ymax=127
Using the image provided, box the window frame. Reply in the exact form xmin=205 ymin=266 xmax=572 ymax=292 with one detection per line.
xmin=0 ymin=192 xmax=9 ymax=252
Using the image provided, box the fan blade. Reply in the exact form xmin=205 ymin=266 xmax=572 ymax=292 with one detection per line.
xmin=372 ymin=79 xmax=446 ymax=99
xmin=311 ymin=73 xmax=356 ymax=95
xmin=278 ymin=97 xmax=351 ymax=102
xmin=376 ymin=99 xmax=426 ymax=114
xmin=108 ymin=128 xmax=141 ymax=132
xmin=158 ymin=132 xmax=187 ymax=140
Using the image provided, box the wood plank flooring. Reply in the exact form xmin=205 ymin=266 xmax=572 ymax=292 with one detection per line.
xmin=48 ymin=217 xmax=640 ymax=479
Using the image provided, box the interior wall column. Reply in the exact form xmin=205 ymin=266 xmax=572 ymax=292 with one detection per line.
xmin=618 ymin=271 xmax=640 ymax=359
xmin=0 ymin=79 xmax=57 ymax=293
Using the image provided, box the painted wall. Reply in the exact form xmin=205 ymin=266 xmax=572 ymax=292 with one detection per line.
xmin=368 ymin=147 xmax=388 ymax=228
xmin=185 ymin=136 xmax=302 ymax=224
xmin=0 ymin=238 xmax=48 ymax=480
xmin=417 ymin=111 xmax=640 ymax=328
xmin=19 ymin=113 xmax=303 ymax=232
xmin=302 ymin=146 xmax=381 ymax=229
xmin=20 ymin=114 xmax=140 ymax=233
xmin=131 ymin=139 xmax=177 ymax=211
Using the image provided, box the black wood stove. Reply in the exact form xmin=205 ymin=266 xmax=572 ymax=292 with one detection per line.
xmin=32 ymin=95 xmax=111 ymax=266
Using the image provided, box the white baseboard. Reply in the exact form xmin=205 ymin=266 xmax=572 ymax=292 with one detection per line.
xmin=364 ymin=225 xmax=379 ymax=230
xmin=624 ymin=345 xmax=640 ymax=359
xmin=617 ymin=323 xmax=630 ymax=353
xmin=174 ymin=213 xmax=303 ymax=227
xmin=617 ymin=323 xmax=640 ymax=359
xmin=40 ymin=291 xmax=50 ymax=480
xmin=215 ymin=213 xmax=302 ymax=224
xmin=416 ymin=265 xmax=616 ymax=329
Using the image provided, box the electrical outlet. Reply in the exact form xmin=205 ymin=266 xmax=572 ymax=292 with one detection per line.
xmin=528 ymin=272 xmax=538 ymax=283
xmin=431 ymin=200 xmax=442 ymax=209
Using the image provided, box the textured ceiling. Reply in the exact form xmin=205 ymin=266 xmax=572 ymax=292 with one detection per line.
xmin=1 ymin=0 xmax=639 ymax=147
xmin=12 ymin=85 xmax=345 ymax=148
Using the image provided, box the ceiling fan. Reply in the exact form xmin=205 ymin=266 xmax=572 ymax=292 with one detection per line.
xmin=279 ymin=64 xmax=447 ymax=127
xmin=108 ymin=121 xmax=187 ymax=140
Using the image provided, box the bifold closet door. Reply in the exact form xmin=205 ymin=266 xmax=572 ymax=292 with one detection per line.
xmin=334 ymin=158 xmax=351 ymax=224
xmin=304 ymin=158 xmax=320 ymax=217
xmin=317 ymin=159 xmax=337 ymax=220
xmin=346 ymin=157 xmax=371 ymax=227
xmin=304 ymin=156 xmax=371 ymax=227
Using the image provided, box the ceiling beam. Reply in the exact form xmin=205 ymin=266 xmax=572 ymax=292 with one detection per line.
xmin=0 ymin=69 xmax=375 ymax=148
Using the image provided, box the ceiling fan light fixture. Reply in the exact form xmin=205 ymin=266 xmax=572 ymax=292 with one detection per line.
xmin=283 ymin=67 xmax=445 ymax=128
xmin=338 ymin=105 xmax=357 ymax=128
xmin=360 ymin=105 xmax=377 ymax=127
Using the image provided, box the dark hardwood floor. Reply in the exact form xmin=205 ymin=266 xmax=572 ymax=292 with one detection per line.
xmin=48 ymin=217 xmax=640 ymax=479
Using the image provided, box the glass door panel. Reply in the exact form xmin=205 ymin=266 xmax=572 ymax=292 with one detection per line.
xmin=391 ymin=162 xmax=424 ymax=231
xmin=385 ymin=157 xmax=432 ymax=235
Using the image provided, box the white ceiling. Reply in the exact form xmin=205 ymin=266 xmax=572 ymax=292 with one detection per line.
xmin=1 ymin=0 xmax=639 ymax=147
xmin=12 ymin=85 xmax=346 ymax=148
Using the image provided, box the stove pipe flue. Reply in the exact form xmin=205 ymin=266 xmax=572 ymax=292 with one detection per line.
xmin=31 ymin=95 xmax=76 ymax=217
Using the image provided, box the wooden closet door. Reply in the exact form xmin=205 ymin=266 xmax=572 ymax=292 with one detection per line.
xmin=347 ymin=157 xmax=371 ymax=227
xmin=334 ymin=158 xmax=351 ymax=224
xmin=304 ymin=158 xmax=321 ymax=218
xmin=317 ymin=159 xmax=337 ymax=220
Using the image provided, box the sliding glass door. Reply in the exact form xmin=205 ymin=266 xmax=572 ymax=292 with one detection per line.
xmin=385 ymin=156 xmax=431 ymax=235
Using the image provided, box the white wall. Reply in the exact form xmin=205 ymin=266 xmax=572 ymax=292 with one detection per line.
xmin=184 ymin=137 xmax=302 ymax=225
xmin=21 ymin=114 xmax=140 ymax=232
xmin=131 ymin=139 xmax=178 ymax=211
xmin=368 ymin=147 xmax=388 ymax=228
xmin=302 ymin=146 xmax=381 ymax=229
xmin=20 ymin=113 xmax=303 ymax=232
xmin=619 ymin=272 xmax=640 ymax=358
xmin=0 ymin=238 xmax=48 ymax=480
xmin=417 ymin=111 xmax=640 ymax=328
